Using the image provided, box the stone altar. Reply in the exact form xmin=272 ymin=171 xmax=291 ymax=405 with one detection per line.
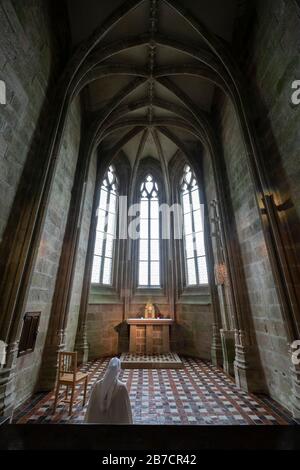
xmin=127 ymin=318 xmax=174 ymax=354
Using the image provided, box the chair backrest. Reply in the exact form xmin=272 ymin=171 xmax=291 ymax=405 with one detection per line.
xmin=58 ymin=352 xmax=77 ymax=378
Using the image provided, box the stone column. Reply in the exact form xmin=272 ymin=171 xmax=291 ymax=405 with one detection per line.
xmin=234 ymin=330 xmax=266 ymax=393
xmin=0 ymin=341 xmax=18 ymax=418
xmin=290 ymin=344 xmax=300 ymax=419
xmin=38 ymin=330 xmax=65 ymax=391
xmin=211 ymin=323 xmax=223 ymax=367
xmin=220 ymin=329 xmax=235 ymax=376
xmin=74 ymin=323 xmax=89 ymax=364
xmin=74 ymin=270 xmax=92 ymax=366
xmin=74 ymin=168 xmax=101 ymax=365
xmin=202 ymin=197 xmax=223 ymax=368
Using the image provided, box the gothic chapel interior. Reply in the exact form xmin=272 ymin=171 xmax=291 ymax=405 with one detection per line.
xmin=0 ymin=0 xmax=300 ymax=449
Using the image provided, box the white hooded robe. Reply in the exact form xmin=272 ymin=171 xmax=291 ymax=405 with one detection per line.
xmin=84 ymin=358 xmax=133 ymax=424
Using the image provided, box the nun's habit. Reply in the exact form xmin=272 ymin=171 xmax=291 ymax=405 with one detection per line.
xmin=84 ymin=357 xmax=133 ymax=424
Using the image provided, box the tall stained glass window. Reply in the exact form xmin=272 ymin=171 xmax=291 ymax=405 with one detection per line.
xmin=138 ymin=175 xmax=160 ymax=287
xmin=91 ymin=165 xmax=118 ymax=285
xmin=181 ymin=165 xmax=208 ymax=285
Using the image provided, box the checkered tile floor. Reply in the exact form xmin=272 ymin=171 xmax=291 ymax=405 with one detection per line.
xmin=121 ymin=353 xmax=181 ymax=363
xmin=120 ymin=352 xmax=183 ymax=368
xmin=13 ymin=357 xmax=298 ymax=425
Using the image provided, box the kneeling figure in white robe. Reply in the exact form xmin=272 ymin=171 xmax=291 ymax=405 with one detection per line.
xmin=84 ymin=357 xmax=133 ymax=424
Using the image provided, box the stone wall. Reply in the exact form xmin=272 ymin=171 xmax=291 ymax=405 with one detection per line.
xmin=174 ymin=303 xmax=213 ymax=360
xmin=242 ymin=0 xmax=300 ymax=218
xmin=86 ymin=303 xmax=124 ymax=360
xmin=199 ymin=0 xmax=300 ymax=408
xmin=217 ymin=0 xmax=300 ymax=411
xmin=14 ymin=96 xmax=82 ymax=406
xmin=129 ymin=302 xmax=170 ymax=320
xmin=86 ymin=300 xmax=213 ymax=360
xmin=86 ymin=299 xmax=170 ymax=360
xmin=241 ymin=0 xmax=300 ymax=317
xmin=0 ymin=0 xmax=64 ymax=242
xmin=213 ymin=91 xmax=291 ymax=407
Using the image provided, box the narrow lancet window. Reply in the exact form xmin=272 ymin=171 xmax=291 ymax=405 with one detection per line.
xmin=138 ymin=175 xmax=160 ymax=287
xmin=91 ymin=165 xmax=118 ymax=285
xmin=181 ymin=165 xmax=208 ymax=286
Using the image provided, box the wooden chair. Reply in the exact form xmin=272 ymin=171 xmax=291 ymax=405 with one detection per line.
xmin=53 ymin=351 xmax=88 ymax=416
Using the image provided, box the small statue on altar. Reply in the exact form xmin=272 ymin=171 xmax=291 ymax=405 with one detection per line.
xmin=144 ymin=301 xmax=155 ymax=319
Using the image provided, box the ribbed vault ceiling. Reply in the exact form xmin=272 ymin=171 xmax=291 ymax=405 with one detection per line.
xmin=67 ymin=0 xmax=239 ymax=168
